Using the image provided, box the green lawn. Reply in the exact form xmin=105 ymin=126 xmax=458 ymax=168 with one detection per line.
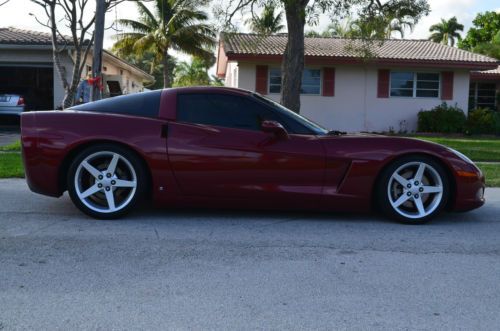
xmin=411 ymin=136 xmax=500 ymax=162
xmin=0 ymin=140 xmax=21 ymax=152
xmin=477 ymin=163 xmax=500 ymax=188
xmin=0 ymin=152 xmax=24 ymax=178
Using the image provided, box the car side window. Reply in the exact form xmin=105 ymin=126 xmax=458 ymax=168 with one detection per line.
xmin=177 ymin=93 xmax=264 ymax=131
xmin=246 ymin=97 xmax=314 ymax=135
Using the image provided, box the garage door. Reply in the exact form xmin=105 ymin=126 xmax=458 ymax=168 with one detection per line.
xmin=0 ymin=64 xmax=54 ymax=111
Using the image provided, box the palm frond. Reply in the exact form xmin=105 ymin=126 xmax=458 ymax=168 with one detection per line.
xmin=116 ymin=19 xmax=153 ymax=34
xmin=136 ymin=1 xmax=158 ymax=26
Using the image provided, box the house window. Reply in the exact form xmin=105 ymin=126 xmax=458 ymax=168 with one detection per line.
xmin=269 ymin=68 xmax=281 ymax=93
xmin=390 ymin=72 xmax=440 ymax=98
xmin=469 ymin=82 xmax=496 ymax=110
xmin=269 ymin=68 xmax=321 ymax=95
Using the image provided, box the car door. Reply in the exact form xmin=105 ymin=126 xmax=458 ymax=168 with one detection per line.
xmin=167 ymin=92 xmax=326 ymax=207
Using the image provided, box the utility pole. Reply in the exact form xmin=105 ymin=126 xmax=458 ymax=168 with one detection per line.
xmin=91 ymin=0 xmax=106 ymax=101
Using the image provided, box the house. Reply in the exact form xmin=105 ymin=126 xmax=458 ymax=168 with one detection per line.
xmin=216 ymin=33 xmax=499 ymax=132
xmin=470 ymin=65 xmax=500 ymax=111
xmin=0 ymin=27 xmax=154 ymax=111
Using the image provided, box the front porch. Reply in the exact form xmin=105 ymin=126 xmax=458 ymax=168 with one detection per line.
xmin=470 ymin=66 xmax=500 ymax=111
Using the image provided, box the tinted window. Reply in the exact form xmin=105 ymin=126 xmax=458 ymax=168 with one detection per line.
xmin=252 ymin=94 xmax=328 ymax=135
xmin=70 ymin=90 xmax=161 ymax=118
xmin=177 ymin=94 xmax=267 ymax=131
xmin=177 ymin=93 xmax=329 ymax=135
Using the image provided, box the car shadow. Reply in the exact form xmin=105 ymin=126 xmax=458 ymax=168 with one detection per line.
xmin=120 ymin=200 xmax=487 ymax=227
xmin=50 ymin=193 xmax=494 ymax=227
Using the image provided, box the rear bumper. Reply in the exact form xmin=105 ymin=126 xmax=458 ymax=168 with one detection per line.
xmin=21 ymin=112 xmax=62 ymax=198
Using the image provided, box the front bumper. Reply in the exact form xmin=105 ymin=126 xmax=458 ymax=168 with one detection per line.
xmin=452 ymin=166 xmax=486 ymax=212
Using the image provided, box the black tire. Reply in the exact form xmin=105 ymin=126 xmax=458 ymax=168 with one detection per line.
xmin=376 ymin=155 xmax=450 ymax=224
xmin=67 ymin=143 xmax=147 ymax=219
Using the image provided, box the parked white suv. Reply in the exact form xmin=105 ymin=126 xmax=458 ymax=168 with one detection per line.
xmin=0 ymin=94 xmax=25 ymax=115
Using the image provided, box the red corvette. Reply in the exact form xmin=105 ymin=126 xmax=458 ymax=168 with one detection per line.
xmin=21 ymin=87 xmax=485 ymax=223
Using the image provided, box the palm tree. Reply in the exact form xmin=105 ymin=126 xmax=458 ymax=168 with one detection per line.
xmin=429 ymin=17 xmax=464 ymax=47
xmin=173 ymin=57 xmax=210 ymax=87
xmin=351 ymin=14 xmax=416 ymax=39
xmin=247 ymin=5 xmax=285 ymax=35
xmin=306 ymin=19 xmax=356 ymax=38
xmin=325 ymin=19 xmax=355 ymax=38
xmin=384 ymin=16 xmax=416 ymax=38
xmin=113 ymin=0 xmax=216 ymax=88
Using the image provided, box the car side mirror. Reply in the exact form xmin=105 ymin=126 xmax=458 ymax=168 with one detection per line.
xmin=261 ymin=120 xmax=289 ymax=139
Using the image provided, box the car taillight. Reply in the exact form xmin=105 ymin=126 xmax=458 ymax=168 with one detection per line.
xmin=17 ymin=97 xmax=25 ymax=106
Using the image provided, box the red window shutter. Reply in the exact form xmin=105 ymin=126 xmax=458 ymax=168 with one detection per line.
xmin=441 ymin=72 xmax=454 ymax=100
xmin=377 ymin=69 xmax=390 ymax=98
xmin=255 ymin=65 xmax=268 ymax=95
xmin=322 ymin=68 xmax=335 ymax=96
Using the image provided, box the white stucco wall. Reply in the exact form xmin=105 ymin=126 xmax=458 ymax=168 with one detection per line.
xmin=80 ymin=53 xmax=148 ymax=95
xmin=229 ymin=61 xmax=471 ymax=133
xmin=0 ymin=48 xmax=52 ymax=62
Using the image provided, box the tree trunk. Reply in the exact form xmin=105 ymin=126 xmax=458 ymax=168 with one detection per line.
xmin=63 ymin=48 xmax=84 ymax=109
xmin=280 ymin=0 xmax=308 ymax=113
xmin=163 ymin=49 xmax=171 ymax=88
xmin=52 ymin=49 xmax=69 ymax=108
xmin=63 ymin=84 xmax=78 ymax=109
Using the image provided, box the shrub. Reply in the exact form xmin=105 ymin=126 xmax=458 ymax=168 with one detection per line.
xmin=494 ymin=112 xmax=500 ymax=135
xmin=465 ymin=108 xmax=500 ymax=135
xmin=417 ymin=103 xmax=466 ymax=133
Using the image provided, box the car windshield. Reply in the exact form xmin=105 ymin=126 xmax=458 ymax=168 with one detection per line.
xmin=252 ymin=93 xmax=329 ymax=135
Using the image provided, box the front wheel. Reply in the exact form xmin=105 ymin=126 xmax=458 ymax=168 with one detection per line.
xmin=377 ymin=156 xmax=450 ymax=224
xmin=67 ymin=144 xmax=147 ymax=219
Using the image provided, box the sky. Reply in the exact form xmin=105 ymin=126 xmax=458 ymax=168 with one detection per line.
xmin=1 ymin=0 xmax=499 ymax=57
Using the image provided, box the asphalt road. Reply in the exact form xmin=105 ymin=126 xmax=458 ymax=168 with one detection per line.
xmin=1 ymin=179 xmax=499 ymax=330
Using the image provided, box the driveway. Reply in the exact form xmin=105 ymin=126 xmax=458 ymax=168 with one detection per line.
xmin=1 ymin=178 xmax=499 ymax=330
xmin=0 ymin=127 xmax=19 ymax=147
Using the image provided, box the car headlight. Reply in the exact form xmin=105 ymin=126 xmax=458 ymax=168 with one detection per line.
xmin=448 ymin=147 xmax=483 ymax=177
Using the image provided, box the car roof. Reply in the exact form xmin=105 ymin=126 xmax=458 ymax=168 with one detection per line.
xmin=168 ymin=86 xmax=254 ymax=96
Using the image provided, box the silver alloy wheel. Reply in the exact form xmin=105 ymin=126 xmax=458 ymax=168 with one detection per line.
xmin=387 ymin=161 xmax=443 ymax=220
xmin=74 ymin=151 xmax=137 ymax=214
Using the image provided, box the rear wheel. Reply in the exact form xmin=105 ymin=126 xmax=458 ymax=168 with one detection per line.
xmin=377 ymin=156 xmax=449 ymax=224
xmin=67 ymin=144 xmax=146 ymax=219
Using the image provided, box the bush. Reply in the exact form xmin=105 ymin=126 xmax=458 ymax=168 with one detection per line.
xmin=417 ymin=103 xmax=466 ymax=133
xmin=494 ymin=112 xmax=500 ymax=135
xmin=465 ymin=108 xmax=500 ymax=135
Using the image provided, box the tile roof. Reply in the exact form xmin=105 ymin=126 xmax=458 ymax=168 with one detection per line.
xmin=473 ymin=65 xmax=500 ymax=75
xmin=0 ymin=27 xmax=58 ymax=45
xmin=221 ymin=33 xmax=498 ymax=67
